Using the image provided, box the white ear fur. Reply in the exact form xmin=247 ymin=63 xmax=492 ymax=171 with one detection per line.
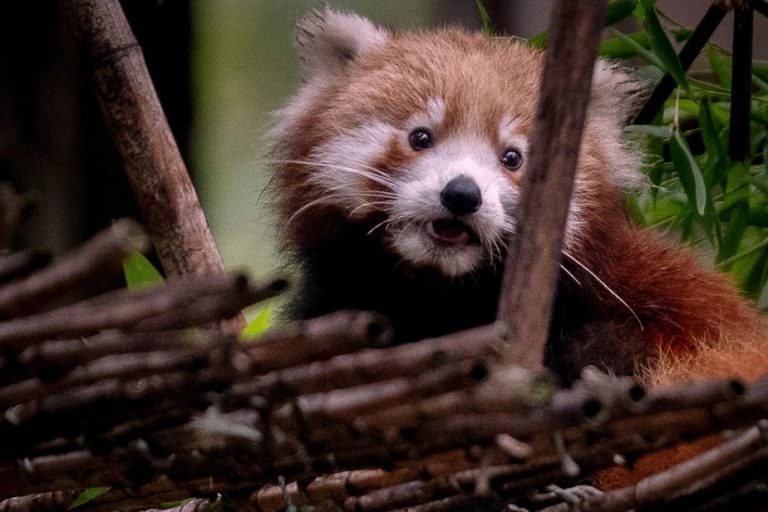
xmin=296 ymin=8 xmax=390 ymax=82
xmin=590 ymin=61 xmax=647 ymax=189
xmin=590 ymin=60 xmax=644 ymax=126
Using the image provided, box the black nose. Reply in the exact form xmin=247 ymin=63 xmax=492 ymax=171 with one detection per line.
xmin=440 ymin=175 xmax=482 ymax=215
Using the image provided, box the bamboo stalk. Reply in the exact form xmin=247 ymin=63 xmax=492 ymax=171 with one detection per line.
xmin=496 ymin=0 xmax=609 ymax=369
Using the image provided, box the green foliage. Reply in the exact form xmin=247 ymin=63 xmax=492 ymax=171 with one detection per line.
xmin=474 ymin=0 xmax=494 ymax=37
xmin=241 ymin=302 xmax=275 ymax=340
xmin=68 ymin=487 xmax=111 ymax=510
xmin=638 ymin=0 xmax=690 ymax=93
xmin=123 ymin=251 xmax=164 ymax=289
xmin=525 ymin=0 xmax=768 ymax=303
xmin=607 ymin=2 xmax=768 ymax=303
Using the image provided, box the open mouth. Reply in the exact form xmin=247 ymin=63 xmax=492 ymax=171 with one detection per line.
xmin=425 ymin=218 xmax=479 ymax=247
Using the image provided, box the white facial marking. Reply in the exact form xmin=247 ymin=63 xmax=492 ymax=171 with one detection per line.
xmin=406 ymin=97 xmax=446 ymax=131
xmin=498 ymin=115 xmax=519 ymax=142
xmin=388 ymin=132 xmax=519 ymax=277
xmin=308 ymin=121 xmax=397 ymax=210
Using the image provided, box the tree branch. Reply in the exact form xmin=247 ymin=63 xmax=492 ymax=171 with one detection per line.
xmin=496 ymin=0 xmax=608 ymax=369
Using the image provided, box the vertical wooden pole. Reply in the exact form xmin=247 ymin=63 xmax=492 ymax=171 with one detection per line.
xmin=59 ymin=0 xmax=224 ymax=280
xmin=497 ymin=0 xmax=608 ymax=369
xmin=60 ymin=0 xmax=244 ymax=332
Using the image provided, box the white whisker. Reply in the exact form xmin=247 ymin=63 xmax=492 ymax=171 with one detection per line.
xmin=288 ymin=195 xmax=331 ymax=225
xmin=561 ymin=250 xmax=643 ymax=329
xmin=367 ymin=218 xmax=395 ymax=236
xmin=559 ymin=264 xmax=581 ymax=286
xmin=269 ymin=158 xmax=401 ymax=189
xmin=349 ymin=200 xmax=391 ymax=216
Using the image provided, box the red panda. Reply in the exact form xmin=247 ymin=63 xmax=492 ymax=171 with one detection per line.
xmin=268 ymin=9 xmax=768 ymax=388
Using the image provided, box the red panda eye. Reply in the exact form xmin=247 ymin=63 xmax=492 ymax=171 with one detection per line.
xmin=408 ymin=128 xmax=433 ymax=151
xmin=501 ymin=148 xmax=523 ymax=171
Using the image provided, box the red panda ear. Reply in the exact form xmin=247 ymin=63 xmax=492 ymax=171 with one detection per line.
xmin=295 ymin=8 xmax=390 ymax=83
xmin=590 ymin=60 xmax=646 ymax=126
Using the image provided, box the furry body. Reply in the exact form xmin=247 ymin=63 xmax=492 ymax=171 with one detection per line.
xmin=269 ymin=9 xmax=767 ymax=385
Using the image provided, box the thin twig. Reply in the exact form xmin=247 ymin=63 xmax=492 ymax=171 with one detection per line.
xmin=0 ymin=219 xmax=148 ymax=318
xmin=0 ymin=274 xmax=285 ymax=350
xmin=0 ymin=251 xmax=50 ymax=285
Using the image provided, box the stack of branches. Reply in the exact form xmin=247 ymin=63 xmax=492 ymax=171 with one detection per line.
xmin=0 ymin=221 xmax=767 ymax=512
xmin=3 ymin=0 xmax=767 ymax=510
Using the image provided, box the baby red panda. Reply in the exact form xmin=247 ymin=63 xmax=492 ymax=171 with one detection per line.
xmin=269 ymin=8 xmax=768 ymax=386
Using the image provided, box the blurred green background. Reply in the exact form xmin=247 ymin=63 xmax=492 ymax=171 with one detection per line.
xmin=191 ymin=1 xmax=433 ymax=278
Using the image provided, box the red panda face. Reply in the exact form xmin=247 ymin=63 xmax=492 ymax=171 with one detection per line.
xmin=270 ymin=9 xmax=641 ymax=278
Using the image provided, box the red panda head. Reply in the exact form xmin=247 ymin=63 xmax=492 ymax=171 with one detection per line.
xmin=270 ymin=8 xmax=643 ymax=278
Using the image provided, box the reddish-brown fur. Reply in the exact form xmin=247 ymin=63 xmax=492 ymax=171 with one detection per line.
xmin=271 ymin=18 xmax=768 ymax=490
xmin=272 ymin=24 xmax=768 ymax=382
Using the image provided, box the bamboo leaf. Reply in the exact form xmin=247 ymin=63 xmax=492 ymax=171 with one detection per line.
xmin=718 ymin=202 xmax=749 ymax=265
xmin=613 ymin=29 xmax=662 ymax=68
xmin=743 ymin=245 xmax=768 ymax=296
xmin=123 ymin=251 xmax=164 ymax=289
xmin=599 ymin=31 xmax=650 ymax=59
xmin=474 ymin=0 xmax=494 ymax=37
xmin=757 ymin=275 xmax=768 ymax=309
xmin=671 ymin=130 xmax=707 ymax=215
xmin=699 ymin=97 xmax=726 ymax=163
xmin=708 ymin=47 xmax=733 ymax=89
xmin=241 ymin=302 xmax=275 ymax=340
xmin=68 ymin=488 xmax=111 ymax=510
xmin=671 ymin=27 xmax=693 ymax=42
xmin=640 ymin=0 xmax=690 ymax=93
xmin=604 ymin=0 xmax=639 ymax=26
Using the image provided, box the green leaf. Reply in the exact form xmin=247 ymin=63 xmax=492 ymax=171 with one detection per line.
xmin=671 ymin=130 xmax=707 ymax=215
xmin=604 ymin=0 xmax=639 ymax=26
xmin=241 ymin=302 xmax=275 ymax=340
xmin=474 ymin=0 xmax=494 ymax=37
xmin=68 ymin=487 xmax=111 ymax=510
xmin=699 ymin=98 xmax=726 ymax=164
xmin=718 ymin=202 xmax=749 ymax=265
xmin=754 ymin=61 xmax=768 ymax=83
xmin=633 ymin=0 xmax=646 ymax=21
xmin=640 ymin=0 xmax=690 ymax=93
xmin=612 ymin=29 xmax=662 ymax=68
xmin=671 ymin=27 xmax=694 ymax=42
xmin=123 ymin=251 xmax=164 ymax=289
xmin=757 ymin=275 xmax=768 ymax=309
xmin=528 ymin=31 xmax=547 ymax=49
xmin=743 ymin=244 xmax=768 ymax=296
xmin=708 ymin=47 xmax=733 ymax=89
xmin=599 ymin=31 xmax=650 ymax=59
